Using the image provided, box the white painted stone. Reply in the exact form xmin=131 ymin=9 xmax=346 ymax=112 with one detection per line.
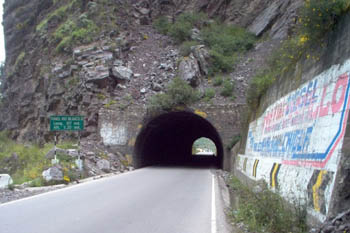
xmin=97 ymin=159 xmax=111 ymax=172
xmin=42 ymin=167 xmax=63 ymax=182
xmin=100 ymin=123 xmax=128 ymax=146
xmin=0 ymin=174 xmax=13 ymax=189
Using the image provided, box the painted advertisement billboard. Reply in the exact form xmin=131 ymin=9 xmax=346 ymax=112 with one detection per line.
xmin=246 ymin=60 xmax=350 ymax=171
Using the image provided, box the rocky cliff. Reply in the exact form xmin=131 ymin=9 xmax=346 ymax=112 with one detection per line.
xmin=0 ymin=0 xmax=303 ymax=143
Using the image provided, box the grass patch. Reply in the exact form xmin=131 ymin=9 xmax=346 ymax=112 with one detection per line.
xmin=229 ymin=176 xmax=308 ymax=233
xmin=201 ymin=22 xmax=255 ymax=55
xmin=0 ymin=131 xmax=78 ymax=185
xmin=36 ymin=0 xmax=110 ymax=54
xmin=148 ymin=77 xmax=200 ymax=112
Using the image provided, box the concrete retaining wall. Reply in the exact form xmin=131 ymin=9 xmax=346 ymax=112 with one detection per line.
xmin=235 ymin=14 xmax=350 ymax=223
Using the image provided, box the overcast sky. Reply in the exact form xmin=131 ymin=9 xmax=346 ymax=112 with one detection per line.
xmin=0 ymin=0 xmax=5 ymax=63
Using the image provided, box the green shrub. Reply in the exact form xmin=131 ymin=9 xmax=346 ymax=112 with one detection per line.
xmin=220 ymin=79 xmax=235 ymax=97
xmin=176 ymin=12 xmax=208 ymax=28
xmin=148 ymin=77 xmax=200 ymax=111
xmin=153 ymin=16 xmax=171 ymax=34
xmin=229 ymin=177 xmax=308 ymax=233
xmin=213 ymin=76 xmax=223 ymax=86
xmin=168 ymin=20 xmax=193 ymax=43
xmin=203 ymin=88 xmax=216 ymax=101
xmin=209 ymin=49 xmax=236 ymax=74
xmin=180 ymin=41 xmax=199 ymax=56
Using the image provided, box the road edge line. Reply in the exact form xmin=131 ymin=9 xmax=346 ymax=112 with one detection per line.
xmin=211 ymin=174 xmax=217 ymax=233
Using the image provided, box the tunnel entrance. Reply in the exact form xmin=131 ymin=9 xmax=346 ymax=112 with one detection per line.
xmin=134 ymin=111 xmax=223 ymax=168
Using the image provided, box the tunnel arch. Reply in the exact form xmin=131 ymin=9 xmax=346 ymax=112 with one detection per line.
xmin=134 ymin=111 xmax=224 ymax=168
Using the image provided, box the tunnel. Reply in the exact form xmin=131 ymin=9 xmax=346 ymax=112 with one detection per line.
xmin=134 ymin=111 xmax=224 ymax=168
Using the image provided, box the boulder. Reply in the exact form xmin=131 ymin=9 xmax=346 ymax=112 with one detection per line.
xmin=97 ymin=159 xmax=111 ymax=172
xmin=42 ymin=167 xmax=63 ymax=182
xmin=111 ymin=66 xmax=133 ymax=82
xmin=178 ymin=55 xmax=201 ymax=87
xmin=191 ymin=45 xmax=210 ymax=76
xmin=85 ymin=66 xmax=110 ymax=88
xmin=0 ymin=174 xmax=13 ymax=189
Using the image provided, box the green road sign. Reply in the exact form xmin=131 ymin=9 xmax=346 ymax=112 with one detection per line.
xmin=50 ymin=116 xmax=84 ymax=131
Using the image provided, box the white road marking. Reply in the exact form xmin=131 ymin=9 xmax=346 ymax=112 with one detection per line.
xmin=211 ymin=174 xmax=217 ymax=233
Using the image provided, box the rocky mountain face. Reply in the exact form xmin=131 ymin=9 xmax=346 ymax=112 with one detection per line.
xmin=0 ymin=0 xmax=302 ymax=143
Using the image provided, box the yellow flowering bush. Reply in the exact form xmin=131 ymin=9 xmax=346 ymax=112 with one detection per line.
xmin=300 ymin=0 xmax=350 ymax=41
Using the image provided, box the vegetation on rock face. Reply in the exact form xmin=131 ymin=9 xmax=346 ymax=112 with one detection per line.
xmin=35 ymin=0 xmax=120 ymax=54
xmin=153 ymin=13 xmax=256 ymax=75
xmin=229 ymin=176 xmax=308 ymax=233
xmin=247 ymin=0 xmax=350 ymax=110
xmin=148 ymin=77 xmax=200 ymax=112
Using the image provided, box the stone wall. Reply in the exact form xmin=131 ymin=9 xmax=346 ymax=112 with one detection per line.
xmin=234 ymin=15 xmax=350 ymax=224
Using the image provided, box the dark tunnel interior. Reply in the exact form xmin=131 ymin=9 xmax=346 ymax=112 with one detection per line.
xmin=134 ymin=111 xmax=224 ymax=168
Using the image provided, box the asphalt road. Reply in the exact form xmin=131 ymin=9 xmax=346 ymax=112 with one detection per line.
xmin=0 ymin=167 xmax=228 ymax=233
